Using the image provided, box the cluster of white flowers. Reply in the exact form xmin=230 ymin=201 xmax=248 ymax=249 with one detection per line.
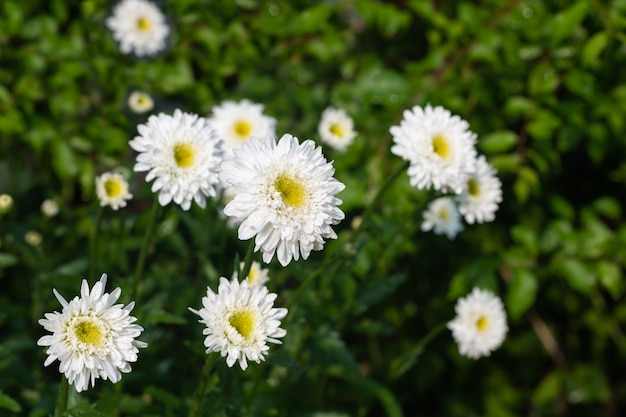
xmin=390 ymin=103 xmax=503 ymax=239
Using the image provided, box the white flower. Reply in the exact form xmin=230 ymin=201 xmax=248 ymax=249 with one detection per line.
xmin=390 ymin=104 xmax=477 ymax=194
xmin=129 ymin=109 xmax=223 ymax=211
xmin=457 ymin=155 xmax=502 ymax=224
xmin=189 ymin=277 xmax=287 ymax=370
xmin=37 ymin=274 xmax=147 ymax=392
xmin=232 ymin=261 xmax=270 ymax=287
xmin=317 ymin=107 xmax=357 ymax=151
xmin=41 ymin=199 xmax=59 ymax=217
xmin=421 ymin=197 xmax=463 ymax=239
xmin=207 ymin=99 xmax=276 ymax=159
xmin=219 ymin=134 xmax=345 ymax=266
xmin=448 ymin=287 xmax=508 ymax=359
xmin=106 ymin=0 xmax=169 ymax=57
xmin=95 ymin=172 xmax=133 ymax=210
xmin=0 ymin=194 xmax=12 ymax=214
xmin=128 ymin=91 xmax=154 ymax=114
xmin=25 ymin=230 xmax=42 ymax=246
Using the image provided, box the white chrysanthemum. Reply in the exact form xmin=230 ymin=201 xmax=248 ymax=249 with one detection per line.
xmin=421 ymin=197 xmax=463 ymax=239
xmin=37 ymin=274 xmax=147 ymax=392
xmin=128 ymin=91 xmax=154 ymax=114
xmin=317 ymin=107 xmax=357 ymax=151
xmin=129 ymin=109 xmax=223 ymax=211
xmin=448 ymin=287 xmax=508 ymax=359
xmin=95 ymin=172 xmax=133 ymax=210
xmin=219 ymin=134 xmax=345 ymax=266
xmin=41 ymin=199 xmax=59 ymax=217
xmin=106 ymin=0 xmax=169 ymax=57
xmin=457 ymin=155 xmax=502 ymax=224
xmin=390 ymin=104 xmax=477 ymax=194
xmin=232 ymin=261 xmax=270 ymax=287
xmin=207 ymin=100 xmax=276 ymax=159
xmin=0 ymin=194 xmax=12 ymax=214
xmin=189 ymin=277 xmax=287 ymax=370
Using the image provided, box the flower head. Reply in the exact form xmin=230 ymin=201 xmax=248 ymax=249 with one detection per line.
xmin=128 ymin=90 xmax=154 ymax=114
xmin=457 ymin=155 xmax=502 ymax=224
xmin=219 ymin=134 xmax=345 ymax=266
xmin=390 ymin=104 xmax=477 ymax=194
xmin=95 ymin=172 xmax=133 ymax=210
xmin=0 ymin=194 xmax=13 ymax=214
xmin=25 ymin=230 xmax=42 ymax=246
xmin=233 ymin=261 xmax=270 ymax=287
xmin=41 ymin=199 xmax=59 ymax=217
xmin=317 ymin=107 xmax=357 ymax=151
xmin=106 ymin=0 xmax=169 ymax=57
xmin=130 ymin=109 xmax=223 ymax=210
xmin=207 ymin=99 xmax=276 ymax=159
xmin=448 ymin=287 xmax=508 ymax=359
xmin=189 ymin=277 xmax=287 ymax=370
xmin=37 ymin=274 xmax=147 ymax=392
xmin=421 ymin=197 xmax=463 ymax=239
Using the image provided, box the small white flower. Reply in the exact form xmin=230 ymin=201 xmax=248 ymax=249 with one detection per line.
xmin=41 ymin=199 xmax=59 ymax=217
xmin=448 ymin=287 xmax=508 ymax=359
xmin=207 ymin=99 xmax=276 ymax=159
xmin=457 ymin=155 xmax=502 ymax=224
xmin=106 ymin=0 xmax=169 ymax=57
xmin=0 ymin=194 xmax=13 ymax=214
xmin=37 ymin=274 xmax=147 ymax=392
xmin=128 ymin=91 xmax=154 ymax=114
xmin=317 ymin=107 xmax=357 ymax=151
xmin=232 ymin=261 xmax=270 ymax=287
xmin=189 ymin=277 xmax=287 ymax=370
xmin=219 ymin=134 xmax=345 ymax=266
xmin=25 ymin=230 xmax=42 ymax=246
xmin=95 ymin=172 xmax=133 ymax=210
xmin=129 ymin=109 xmax=223 ymax=211
xmin=421 ymin=197 xmax=463 ymax=239
xmin=390 ymin=104 xmax=477 ymax=194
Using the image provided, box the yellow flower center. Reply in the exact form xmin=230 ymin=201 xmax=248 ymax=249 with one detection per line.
xmin=438 ymin=208 xmax=449 ymax=221
xmin=233 ymin=120 xmax=252 ymax=139
xmin=229 ymin=309 xmax=255 ymax=340
xmin=329 ymin=123 xmax=344 ymax=138
xmin=104 ymin=178 xmax=123 ymax=198
xmin=274 ymin=173 xmax=307 ymax=208
xmin=432 ymin=134 xmax=450 ymax=159
xmin=73 ymin=319 xmax=105 ymax=347
xmin=137 ymin=17 xmax=152 ymax=32
xmin=467 ymin=178 xmax=481 ymax=197
xmin=476 ymin=315 xmax=489 ymax=332
xmin=173 ymin=143 xmax=196 ymax=168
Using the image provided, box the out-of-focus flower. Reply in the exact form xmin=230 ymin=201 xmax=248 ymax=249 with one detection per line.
xmin=0 ymin=194 xmax=13 ymax=214
xmin=457 ymin=155 xmax=502 ymax=224
xmin=317 ymin=107 xmax=357 ymax=151
xmin=25 ymin=230 xmax=42 ymax=246
xmin=232 ymin=261 xmax=270 ymax=287
xmin=106 ymin=0 xmax=169 ymax=57
xmin=128 ymin=91 xmax=154 ymax=114
xmin=95 ymin=172 xmax=133 ymax=210
xmin=41 ymin=199 xmax=59 ymax=217
xmin=219 ymin=134 xmax=345 ymax=266
xmin=421 ymin=197 xmax=463 ymax=239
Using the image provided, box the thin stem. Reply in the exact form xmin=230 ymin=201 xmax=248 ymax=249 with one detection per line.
xmin=239 ymin=239 xmax=256 ymax=281
xmin=188 ymin=354 xmax=218 ymax=417
xmin=54 ymin=375 xmax=69 ymax=417
xmin=390 ymin=322 xmax=447 ymax=380
xmin=133 ymin=197 xmax=161 ymax=301
xmin=89 ymin=206 xmax=104 ymax=284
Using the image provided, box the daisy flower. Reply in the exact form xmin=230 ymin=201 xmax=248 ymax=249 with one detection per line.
xmin=37 ymin=274 xmax=147 ymax=392
xmin=41 ymin=199 xmax=59 ymax=217
xmin=448 ymin=287 xmax=508 ymax=359
xmin=189 ymin=277 xmax=287 ymax=370
xmin=232 ymin=261 xmax=270 ymax=287
xmin=0 ymin=194 xmax=12 ymax=214
xmin=129 ymin=109 xmax=223 ymax=211
xmin=95 ymin=172 xmax=133 ymax=210
xmin=390 ymin=104 xmax=477 ymax=194
xmin=457 ymin=155 xmax=502 ymax=224
xmin=106 ymin=0 xmax=169 ymax=57
xmin=128 ymin=90 xmax=154 ymax=114
xmin=421 ymin=197 xmax=463 ymax=239
xmin=207 ymin=99 xmax=276 ymax=159
xmin=219 ymin=134 xmax=345 ymax=266
xmin=317 ymin=107 xmax=357 ymax=151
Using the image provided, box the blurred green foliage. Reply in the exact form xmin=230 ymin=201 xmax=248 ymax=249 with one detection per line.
xmin=1 ymin=0 xmax=626 ymax=416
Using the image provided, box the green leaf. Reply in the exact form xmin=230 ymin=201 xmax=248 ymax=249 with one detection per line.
xmin=143 ymin=310 xmax=187 ymax=326
xmin=0 ymin=253 xmax=18 ymax=269
xmin=558 ymin=259 xmax=595 ymax=294
xmin=596 ymin=261 xmax=622 ymax=299
xmin=549 ymin=1 xmax=588 ymax=46
xmin=0 ymin=391 xmax=21 ymax=412
xmin=354 ymin=273 xmax=405 ymax=314
xmin=566 ymin=364 xmax=610 ymax=403
xmin=506 ymin=269 xmax=538 ymax=320
xmin=582 ymin=31 xmax=609 ymax=68
xmin=51 ymin=140 xmax=80 ymax=180
xmin=479 ymin=131 xmax=518 ymax=154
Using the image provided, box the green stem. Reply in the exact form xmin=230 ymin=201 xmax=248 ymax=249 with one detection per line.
xmin=359 ymin=160 xmax=409 ymax=232
xmin=133 ymin=197 xmax=161 ymax=301
xmin=188 ymin=354 xmax=218 ymax=417
xmin=239 ymin=239 xmax=255 ymax=281
xmin=54 ymin=375 xmax=69 ymax=417
xmin=89 ymin=206 xmax=103 ymax=284
xmin=390 ymin=322 xmax=447 ymax=380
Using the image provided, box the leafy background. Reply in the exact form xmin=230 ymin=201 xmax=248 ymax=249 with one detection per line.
xmin=1 ymin=0 xmax=626 ymax=416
